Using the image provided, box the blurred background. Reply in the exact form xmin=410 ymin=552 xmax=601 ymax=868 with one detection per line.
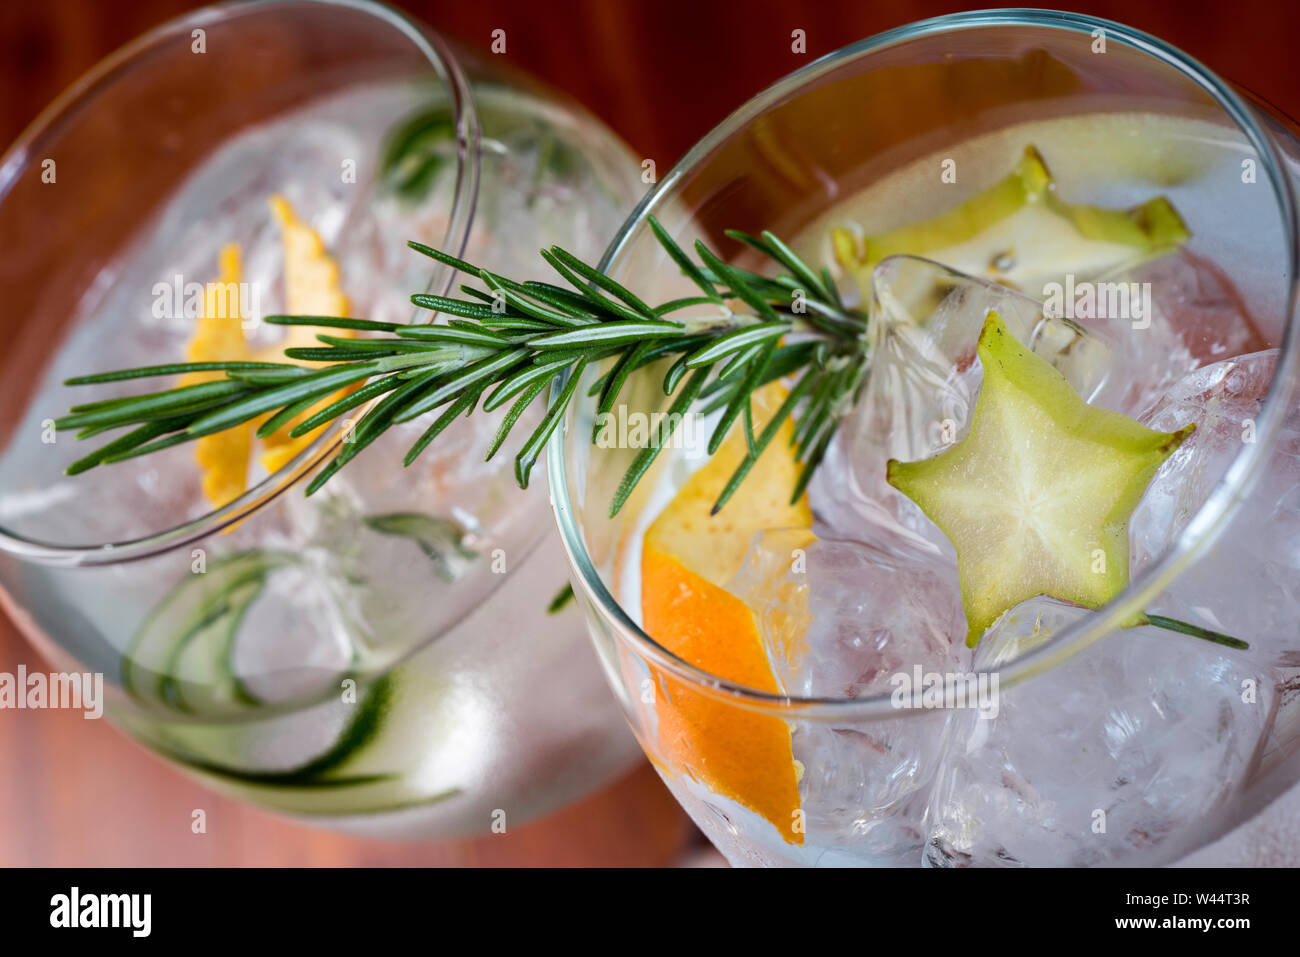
xmin=1 ymin=0 xmax=1298 ymax=866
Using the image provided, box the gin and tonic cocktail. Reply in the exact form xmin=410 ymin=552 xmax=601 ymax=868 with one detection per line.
xmin=0 ymin=0 xmax=647 ymax=837
xmin=551 ymin=12 xmax=1300 ymax=866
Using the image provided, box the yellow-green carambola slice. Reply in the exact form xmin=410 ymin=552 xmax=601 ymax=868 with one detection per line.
xmin=887 ymin=312 xmax=1193 ymax=646
xmin=833 ymin=145 xmax=1189 ymax=294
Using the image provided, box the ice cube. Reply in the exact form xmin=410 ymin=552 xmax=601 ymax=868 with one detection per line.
xmin=1132 ymin=352 xmax=1276 ymax=562
xmin=258 ymin=401 xmax=552 ymax=665
xmin=730 ymin=532 xmax=969 ymax=864
xmin=868 ymin=256 xmax=1114 ymax=451
xmin=1132 ymin=350 xmax=1300 ymax=669
xmin=230 ymin=560 xmax=358 ymax=705
xmin=1133 ymin=247 xmax=1272 ymax=364
xmin=809 ymin=256 xmax=1112 ymax=557
xmin=927 ymin=598 xmax=1274 ymax=866
xmin=731 ymin=534 xmax=967 ymax=697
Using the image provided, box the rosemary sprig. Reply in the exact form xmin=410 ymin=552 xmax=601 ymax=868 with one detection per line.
xmin=56 ymin=217 xmax=869 ymax=517
xmin=54 ymin=218 xmax=1248 ymax=651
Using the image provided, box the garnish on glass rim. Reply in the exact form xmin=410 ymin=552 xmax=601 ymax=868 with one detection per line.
xmin=54 ymin=217 xmax=1243 ymax=649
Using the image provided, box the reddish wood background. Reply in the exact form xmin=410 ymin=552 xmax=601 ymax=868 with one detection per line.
xmin=2 ymin=0 xmax=1299 ymax=866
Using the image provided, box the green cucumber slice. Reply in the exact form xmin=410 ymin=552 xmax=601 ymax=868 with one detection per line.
xmin=158 ymin=672 xmax=461 ymax=816
xmin=380 ymin=106 xmax=455 ymax=202
xmin=168 ymin=673 xmax=394 ymax=786
xmin=161 ymin=576 xmax=263 ymax=714
xmin=362 ymin=512 xmax=476 ymax=582
xmin=123 ymin=551 xmax=296 ymax=714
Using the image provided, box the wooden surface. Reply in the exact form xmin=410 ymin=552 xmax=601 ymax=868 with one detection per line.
xmin=2 ymin=0 xmax=1299 ymax=164
xmin=2 ymin=0 xmax=1299 ymax=867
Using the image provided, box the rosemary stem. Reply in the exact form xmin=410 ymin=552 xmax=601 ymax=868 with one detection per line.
xmin=374 ymin=349 xmax=480 ymax=373
xmin=1144 ymin=613 xmax=1249 ymax=650
xmin=58 ymin=217 xmax=868 ymax=504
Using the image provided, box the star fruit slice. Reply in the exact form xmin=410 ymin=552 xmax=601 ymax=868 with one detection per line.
xmin=887 ymin=311 xmax=1193 ymax=647
xmin=832 ymin=145 xmax=1189 ymax=297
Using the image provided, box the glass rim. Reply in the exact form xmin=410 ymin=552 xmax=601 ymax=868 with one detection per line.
xmin=546 ymin=7 xmax=1300 ymax=719
xmin=0 ymin=0 xmax=482 ymax=566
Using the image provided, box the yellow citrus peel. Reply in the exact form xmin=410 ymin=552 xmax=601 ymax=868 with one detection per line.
xmin=180 ymin=243 xmax=252 ymax=508
xmin=180 ymin=196 xmax=354 ymax=507
xmin=257 ymin=194 xmax=354 ymax=473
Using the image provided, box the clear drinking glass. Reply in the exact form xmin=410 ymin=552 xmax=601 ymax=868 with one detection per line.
xmin=551 ymin=10 xmax=1300 ymax=865
xmin=0 ymin=0 xmax=648 ymax=837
